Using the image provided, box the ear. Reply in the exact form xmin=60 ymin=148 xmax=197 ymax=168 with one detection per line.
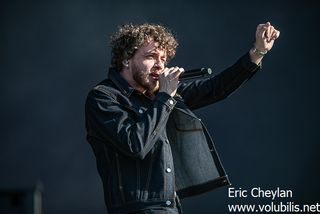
xmin=122 ymin=59 xmax=129 ymax=67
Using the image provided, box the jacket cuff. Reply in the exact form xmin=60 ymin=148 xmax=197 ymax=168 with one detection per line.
xmin=240 ymin=52 xmax=262 ymax=73
xmin=155 ymin=92 xmax=177 ymax=111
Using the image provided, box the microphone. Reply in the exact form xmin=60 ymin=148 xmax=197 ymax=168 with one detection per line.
xmin=179 ymin=68 xmax=213 ymax=81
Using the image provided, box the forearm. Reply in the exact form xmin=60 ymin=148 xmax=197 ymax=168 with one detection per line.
xmin=179 ymin=52 xmax=261 ymax=109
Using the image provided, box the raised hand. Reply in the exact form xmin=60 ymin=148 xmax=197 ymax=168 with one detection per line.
xmin=250 ymin=22 xmax=280 ymax=64
xmin=255 ymin=22 xmax=280 ymax=52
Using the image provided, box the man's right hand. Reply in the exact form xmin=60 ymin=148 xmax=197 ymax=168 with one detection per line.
xmin=159 ymin=67 xmax=184 ymax=97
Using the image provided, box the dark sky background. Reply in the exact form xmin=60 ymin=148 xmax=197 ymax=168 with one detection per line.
xmin=1 ymin=0 xmax=319 ymax=213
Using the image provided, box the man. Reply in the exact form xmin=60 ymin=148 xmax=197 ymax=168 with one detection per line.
xmin=85 ymin=22 xmax=280 ymax=214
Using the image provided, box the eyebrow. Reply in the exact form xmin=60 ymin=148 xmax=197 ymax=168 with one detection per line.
xmin=144 ymin=50 xmax=165 ymax=57
xmin=145 ymin=49 xmax=158 ymax=54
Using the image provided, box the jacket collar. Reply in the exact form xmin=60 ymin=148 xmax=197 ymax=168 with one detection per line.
xmin=108 ymin=68 xmax=135 ymax=97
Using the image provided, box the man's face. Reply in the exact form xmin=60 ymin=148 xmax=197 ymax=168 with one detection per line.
xmin=128 ymin=41 xmax=167 ymax=94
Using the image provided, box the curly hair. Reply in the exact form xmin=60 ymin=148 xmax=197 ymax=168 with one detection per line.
xmin=110 ymin=23 xmax=178 ymax=71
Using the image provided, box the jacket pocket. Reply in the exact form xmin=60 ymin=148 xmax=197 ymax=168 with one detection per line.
xmin=172 ymin=110 xmax=203 ymax=132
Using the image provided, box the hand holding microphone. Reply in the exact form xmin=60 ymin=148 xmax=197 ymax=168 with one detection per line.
xmin=159 ymin=66 xmax=213 ymax=97
xmin=159 ymin=67 xmax=184 ymax=97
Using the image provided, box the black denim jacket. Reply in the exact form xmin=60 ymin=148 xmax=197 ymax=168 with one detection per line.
xmin=85 ymin=53 xmax=261 ymax=214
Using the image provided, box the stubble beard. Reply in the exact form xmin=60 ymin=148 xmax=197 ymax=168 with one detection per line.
xmin=132 ymin=63 xmax=159 ymax=94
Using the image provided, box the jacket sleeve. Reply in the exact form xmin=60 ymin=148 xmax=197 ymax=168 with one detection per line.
xmin=85 ymin=89 xmax=176 ymax=160
xmin=178 ymin=52 xmax=261 ymax=110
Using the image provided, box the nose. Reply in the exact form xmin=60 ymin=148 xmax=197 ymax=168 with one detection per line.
xmin=154 ymin=58 xmax=164 ymax=70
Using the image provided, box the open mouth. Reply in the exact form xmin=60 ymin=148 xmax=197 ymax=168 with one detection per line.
xmin=150 ymin=73 xmax=159 ymax=80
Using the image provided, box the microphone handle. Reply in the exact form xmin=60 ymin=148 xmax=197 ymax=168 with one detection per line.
xmin=179 ymin=68 xmax=212 ymax=81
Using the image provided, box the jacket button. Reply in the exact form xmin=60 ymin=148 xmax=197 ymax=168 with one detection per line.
xmin=166 ymin=167 xmax=172 ymax=173
xmin=166 ymin=200 xmax=172 ymax=206
xmin=138 ymin=109 xmax=143 ymax=114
